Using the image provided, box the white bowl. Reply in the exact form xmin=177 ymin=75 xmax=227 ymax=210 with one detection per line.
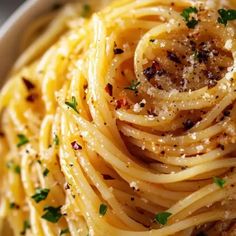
xmin=0 ymin=0 xmax=66 ymax=84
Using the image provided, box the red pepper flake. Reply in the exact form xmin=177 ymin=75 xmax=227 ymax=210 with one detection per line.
xmin=189 ymin=40 xmax=196 ymax=51
xmin=183 ymin=119 xmax=195 ymax=130
xmin=102 ymin=174 xmax=115 ymax=180
xmin=203 ymin=70 xmax=220 ymax=81
xmin=64 ymin=183 xmax=70 ymax=190
xmin=167 ymin=51 xmax=181 ymax=64
xmin=223 ymin=110 xmax=231 ymax=116
xmin=71 ymin=141 xmax=82 ymax=150
xmin=114 ymin=48 xmax=124 ymax=55
xmin=26 ymin=93 xmax=38 ymax=102
xmin=217 ymin=144 xmax=225 ymax=150
xmin=105 ymin=83 xmax=113 ymax=96
xmin=147 ymin=108 xmax=158 ymax=117
xmin=196 ymin=50 xmax=209 ymax=63
xmin=208 ymin=80 xmax=217 ymax=89
xmin=143 ymin=61 xmax=165 ymax=80
xmin=22 ymin=77 xmax=35 ymax=90
xmin=115 ymin=98 xmax=128 ymax=109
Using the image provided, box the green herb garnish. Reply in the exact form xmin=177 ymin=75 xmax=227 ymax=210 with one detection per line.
xmin=65 ymin=96 xmax=79 ymax=113
xmin=14 ymin=165 xmax=21 ymax=174
xmin=99 ymin=204 xmax=108 ymax=216
xmin=60 ymin=228 xmax=70 ymax=235
xmin=17 ymin=134 xmax=29 ymax=148
xmin=81 ymin=4 xmax=91 ymax=18
xmin=181 ymin=7 xmax=199 ymax=29
xmin=43 ymin=168 xmax=49 ymax=177
xmin=53 ymin=134 xmax=59 ymax=146
xmin=6 ymin=161 xmax=21 ymax=174
xmin=125 ymin=81 xmax=141 ymax=93
xmin=37 ymin=160 xmax=42 ymax=165
xmin=213 ymin=176 xmax=226 ymax=188
xmin=20 ymin=220 xmax=31 ymax=235
xmin=155 ymin=212 xmax=172 ymax=225
xmin=31 ymin=188 xmax=50 ymax=203
xmin=218 ymin=9 xmax=236 ymax=26
xmin=41 ymin=206 xmax=62 ymax=223
xmin=10 ymin=202 xmax=20 ymax=209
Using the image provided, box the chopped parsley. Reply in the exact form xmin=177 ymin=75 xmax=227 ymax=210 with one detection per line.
xmin=125 ymin=81 xmax=141 ymax=94
xmin=20 ymin=220 xmax=31 ymax=235
xmin=17 ymin=134 xmax=29 ymax=148
xmin=43 ymin=168 xmax=50 ymax=177
xmin=181 ymin=7 xmax=199 ymax=29
xmin=6 ymin=161 xmax=21 ymax=174
xmin=31 ymin=188 xmax=50 ymax=203
xmin=65 ymin=96 xmax=79 ymax=113
xmin=10 ymin=202 xmax=20 ymax=209
xmin=218 ymin=9 xmax=236 ymax=26
xmin=155 ymin=212 xmax=172 ymax=225
xmin=53 ymin=134 xmax=59 ymax=146
xmin=41 ymin=206 xmax=62 ymax=223
xmin=213 ymin=176 xmax=226 ymax=188
xmin=81 ymin=4 xmax=91 ymax=18
xmin=60 ymin=228 xmax=70 ymax=235
xmin=99 ymin=204 xmax=108 ymax=216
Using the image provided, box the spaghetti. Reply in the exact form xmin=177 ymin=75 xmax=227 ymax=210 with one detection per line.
xmin=1 ymin=0 xmax=236 ymax=235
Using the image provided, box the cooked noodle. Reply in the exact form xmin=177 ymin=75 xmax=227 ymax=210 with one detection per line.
xmin=1 ymin=0 xmax=236 ymax=235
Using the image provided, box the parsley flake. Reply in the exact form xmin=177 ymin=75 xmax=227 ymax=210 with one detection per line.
xmin=41 ymin=206 xmax=62 ymax=223
xmin=10 ymin=202 xmax=20 ymax=209
xmin=60 ymin=228 xmax=70 ymax=235
xmin=213 ymin=176 xmax=226 ymax=188
xmin=155 ymin=212 xmax=172 ymax=225
xmin=218 ymin=9 xmax=236 ymax=26
xmin=181 ymin=7 xmax=199 ymax=29
xmin=81 ymin=4 xmax=91 ymax=18
xmin=125 ymin=81 xmax=141 ymax=93
xmin=17 ymin=134 xmax=29 ymax=148
xmin=20 ymin=220 xmax=31 ymax=235
xmin=65 ymin=96 xmax=79 ymax=113
xmin=31 ymin=188 xmax=50 ymax=203
xmin=53 ymin=134 xmax=59 ymax=146
xmin=99 ymin=204 xmax=108 ymax=216
xmin=43 ymin=168 xmax=50 ymax=177
xmin=6 ymin=161 xmax=21 ymax=174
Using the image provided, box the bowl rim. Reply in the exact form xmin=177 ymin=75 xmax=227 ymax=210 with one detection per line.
xmin=0 ymin=0 xmax=55 ymax=83
xmin=0 ymin=0 xmax=35 ymax=39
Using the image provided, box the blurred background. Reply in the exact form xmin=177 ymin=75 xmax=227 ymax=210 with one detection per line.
xmin=0 ymin=0 xmax=25 ymax=26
